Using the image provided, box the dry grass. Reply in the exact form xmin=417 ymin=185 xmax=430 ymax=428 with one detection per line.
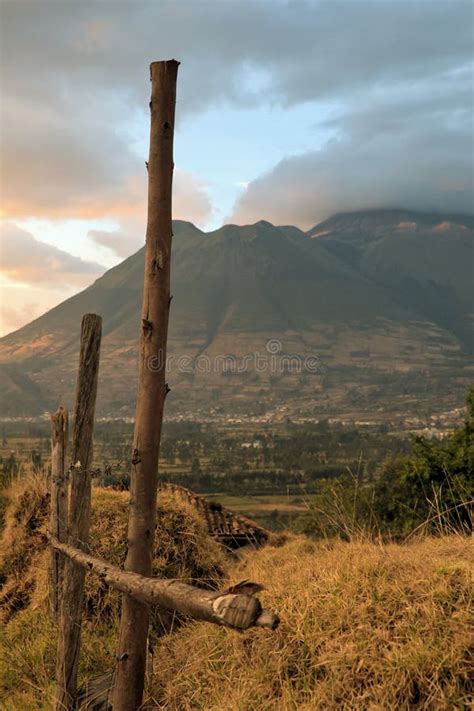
xmin=0 ymin=474 xmax=227 ymax=709
xmin=0 ymin=471 xmax=50 ymax=623
xmin=148 ymin=536 xmax=473 ymax=710
xmin=0 ymin=475 xmax=472 ymax=710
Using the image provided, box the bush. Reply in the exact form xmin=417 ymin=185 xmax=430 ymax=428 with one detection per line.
xmin=295 ymin=389 xmax=473 ymax=539
xmin=373 ymin=389 xmax=473 ymax=536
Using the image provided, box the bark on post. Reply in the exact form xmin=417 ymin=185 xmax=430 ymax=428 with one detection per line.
xmin=113 ymin=59 xmax=179 ymax=711
xmin=55 ymin=313 xmax=102 ymax=711
xmin=49 ymin=406 xmax=69 ymax=618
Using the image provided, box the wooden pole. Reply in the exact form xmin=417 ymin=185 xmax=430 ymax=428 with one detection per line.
xmin=55 ymin=313 xmax=102 ymax=711
xmin=49 ymin=406 xmax=69 ymax=618
xmin=48 ymin=536 xmax=280 ymax=632
xmin=113 ymin=59 xmax=179 ymax=711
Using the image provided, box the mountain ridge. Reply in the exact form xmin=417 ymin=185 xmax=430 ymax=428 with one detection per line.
xmin=1 ymin=208 xmax=473 ymax=421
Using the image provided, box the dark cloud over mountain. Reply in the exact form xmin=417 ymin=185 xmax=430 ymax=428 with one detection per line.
xmin=1 ymin=0 xmax=472 ymax=222
xmin=231 ymin=91 xmax=473 ymax=227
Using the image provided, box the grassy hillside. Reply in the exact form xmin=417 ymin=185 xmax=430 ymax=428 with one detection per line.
xmin=149 ymin=536 xmax=472 ymax=710
xmin=0 ymin=475 xmax=471 ymax=710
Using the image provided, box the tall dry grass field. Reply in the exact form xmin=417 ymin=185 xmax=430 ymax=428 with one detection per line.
xmin=0 ymin=474 xmax=472 ymax=710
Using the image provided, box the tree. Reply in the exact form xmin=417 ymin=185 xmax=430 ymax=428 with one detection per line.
xmin=373 ymin=389 xmax=473 ymax=534
xmin=294 ymin=389 xmax=474 ymax=538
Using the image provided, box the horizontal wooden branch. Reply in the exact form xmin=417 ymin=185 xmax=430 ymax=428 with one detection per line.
xmin=47 ymin=536 xmax=279 ymax=631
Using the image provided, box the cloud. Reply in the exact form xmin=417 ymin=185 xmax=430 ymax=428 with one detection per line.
xmin=88 ymin=169 xmax=211 ymax=257
xmin=88 ymin=225 xmax=143 ymax=259
xmin=173 ymin=170 xmax=213 ymax=226
xmin=231 ymin=71 xmax=474 ymax=228
xmin=0 ymin=222 xmax=107 ymax=334
xmin=230 ymin=131 xmax=473 ymax=230
xmin=0 ymin=281 xmax=74 ymax=337
xmin=2 ymin=1 xmax=471 ymax=110
xmin=1 ymin=0 xmax=472 ymax=224
xmin=0 ymin=222 xmax=105 ymax=287
xmin=1 ymin=94 xmax=145 ymax=220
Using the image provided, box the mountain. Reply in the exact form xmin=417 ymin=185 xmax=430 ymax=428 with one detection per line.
xmin=1 ymin=209 xmax=473 ymax=422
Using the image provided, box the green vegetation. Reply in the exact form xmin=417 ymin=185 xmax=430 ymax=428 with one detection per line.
xmin=297 ymin=390 xmax=473 ymax=538
xmin=2 ymin=396 xmax=472 ymax=536
xmin=1 ymin=417 xmax=412 ymax=530
xmin=0 ymin=390 xmax=472 ymax=708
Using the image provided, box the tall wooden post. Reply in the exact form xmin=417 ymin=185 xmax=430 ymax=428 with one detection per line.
xmin=55 ymin=313 xmax=102 ymax=711
xmin=113 ymin=59 xmax=179 ymax=710
xmin=49 ymin=405 xmax=69 ymax=618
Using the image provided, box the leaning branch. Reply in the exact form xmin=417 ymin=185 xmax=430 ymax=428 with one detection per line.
xmin=48 ymin=536 xmax=279 ymax=631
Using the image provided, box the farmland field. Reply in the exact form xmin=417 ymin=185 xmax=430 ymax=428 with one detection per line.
xmin=0 ymin=417 xmax=414 ymax=530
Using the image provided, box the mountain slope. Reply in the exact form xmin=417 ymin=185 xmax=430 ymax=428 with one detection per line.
xmin=1 ymin=210 xmax=473 ymax=421
xmin=309 ymin=209 xmax=474 ymax=350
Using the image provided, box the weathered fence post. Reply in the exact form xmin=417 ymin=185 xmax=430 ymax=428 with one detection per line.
xmin=113 ymin=59 xmax=179 ymax=710
xmin=55 ymin=313 xmax=102 ymax=711
xmin=49 ymin=405 xmax=69 ymax=618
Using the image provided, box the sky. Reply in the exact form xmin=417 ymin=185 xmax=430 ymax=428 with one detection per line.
xmin=0 ymin=0 xmax=473 ymax=336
